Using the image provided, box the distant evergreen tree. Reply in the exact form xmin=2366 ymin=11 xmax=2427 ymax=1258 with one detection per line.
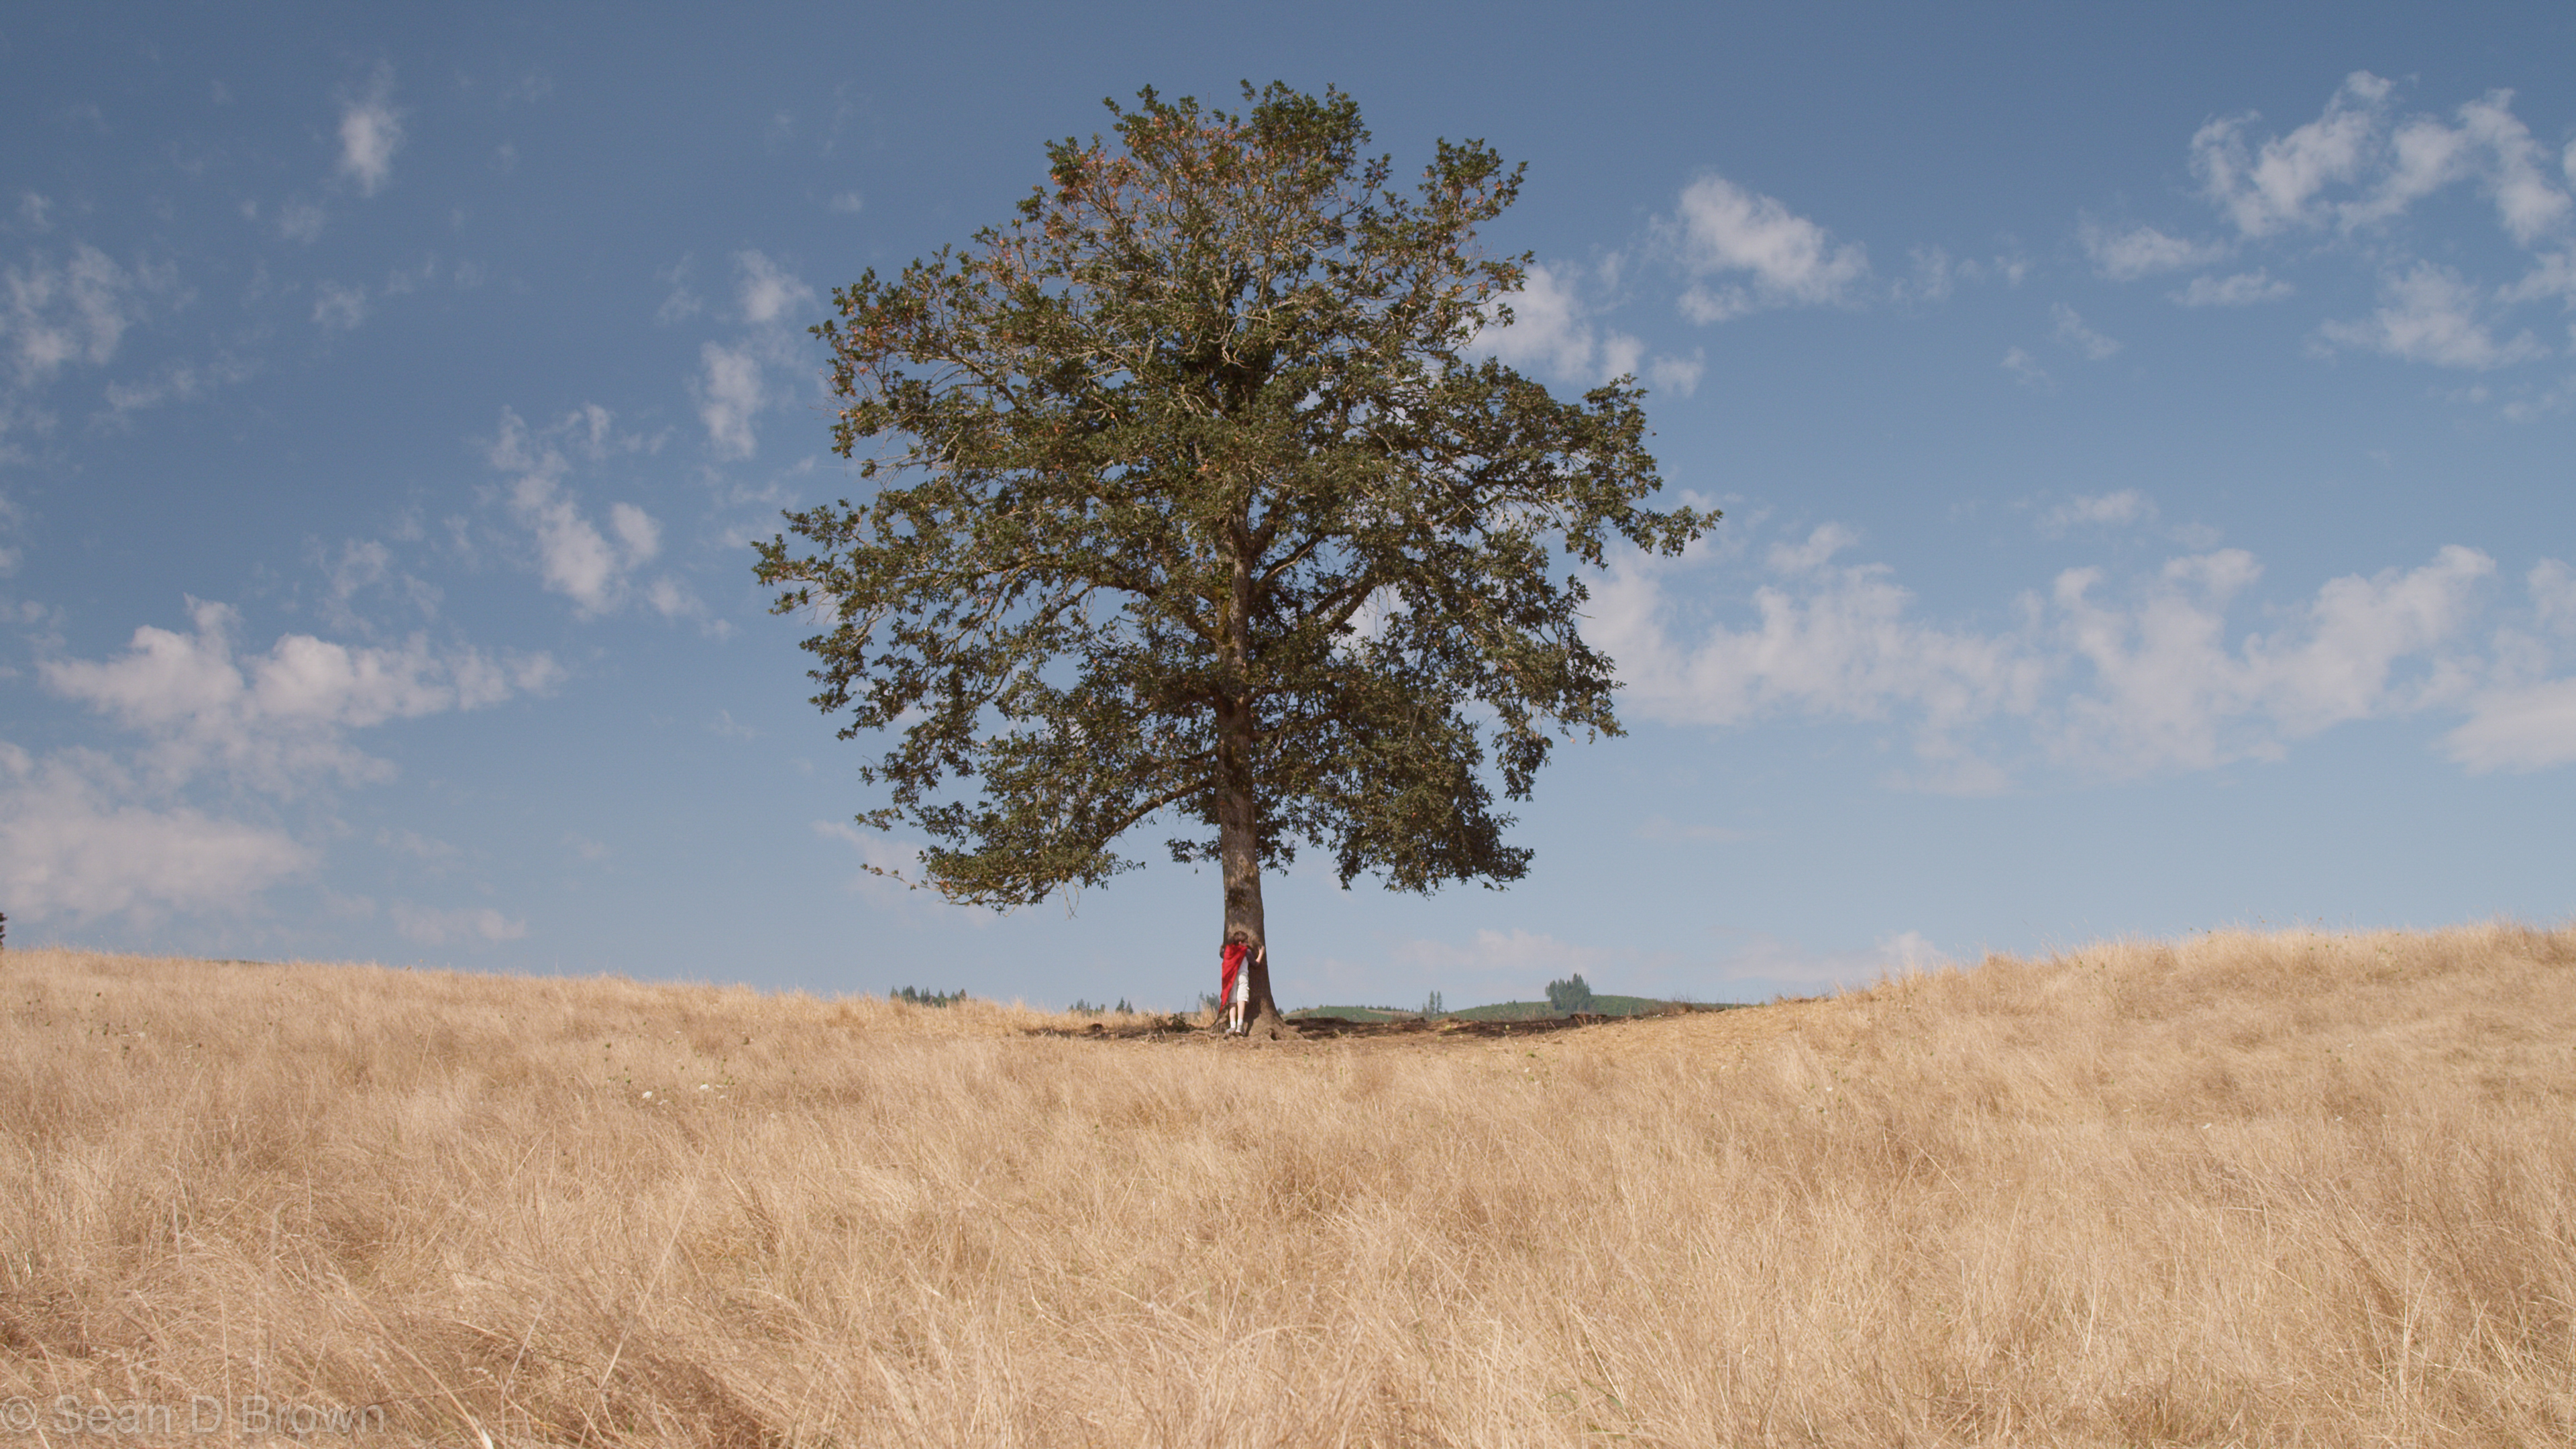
xmin=1544 ymin=973 xmax=1595 ymax=1013
xmin=1421 ymin=989 xmax=1444 ymax=1016
xmin=891 ymin=985 xmax=967 ymax=1008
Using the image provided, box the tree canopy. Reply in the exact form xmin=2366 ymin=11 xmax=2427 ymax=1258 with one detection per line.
xmin=754 ymin=83 xmax=1713 ymax=1030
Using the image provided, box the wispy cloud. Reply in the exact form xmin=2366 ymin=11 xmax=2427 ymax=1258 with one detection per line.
xmin=0 ymin=744 xmax=313 ymax=923
xmin=2051 ymin=303 xmax=2121 ymax=360
xmin=1663 ymin=174 xmax=1870 ymax=322
xmin=486 ymin=406 xmax=700 ymax=620
xmin=1390 ymin=927 xmax=1613 ymax=985
xmin=3 ymin=242 xmax=168 ymax=387
xmin=2080 ymin=221 xmax=2229 ymax=280
xmin=695 ymin=343 xmax=763 ymax=459
xmin=2039 ymin=490 xmax=2155 ymax=535
xmin=735 ymin=250 xmax=814 ymax=325
xmin=389 ymin=901 xmax=527 ymax=945
xmin=2106 ymin=74 xmax=2575 ymax=386
xmin=2049 ymin=545 xmax=2491 ymax=771
xmin=312 ymin=280 xmax=370 ymax=331
xmin=38 ymin=597 xmax=550 ymax=794
xmin=2171 ymin=271 xmax=2293 ymax=307
xmin=2001 ymin=347 xmax=2049 ymax=389
xmin=1591 ymin=528 xmax=2532 ymax=785
xmin=2315 ymin=262 xmax=2545 ymax=370
xmin=1477 ymin=261 xmax=1703 ymax=396
xmin=812 ymin=820 xmax=988 ymax=921
xmin=335 ymin=64 xmax=405 ymax=197
xmin=2192 ymin=72 xmax=2393 ymax=239
xmin=1589 ymin=525 xmax=2047 ymax=757
xmin=689 ymin=251 xmax=820 ymax=459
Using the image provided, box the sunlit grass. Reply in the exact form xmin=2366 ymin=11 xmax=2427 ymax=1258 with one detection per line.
xmin=3 ymin=923 xmax=2571 ymax=1445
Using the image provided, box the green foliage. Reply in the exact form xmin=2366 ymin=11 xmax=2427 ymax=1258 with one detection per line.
xmin=1421 ymin=988 xmax=1444 ymax=1016
xmin=1068 ymin=997 xmax=1135 ymax=1016
xmin=1544 ymin=973 xmax=1596 ymax=1013
xmin=890 ymin=985 xmax=967 ymax=1008
xmin=756 ymin=82 xmax=1711 ymax=910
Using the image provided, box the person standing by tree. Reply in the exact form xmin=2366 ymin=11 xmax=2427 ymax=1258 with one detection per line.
xmin=1220 ymin=927 xmax=1262 ymax=1036
xmin=757 ymin=83 xmax=1709 ymax=1038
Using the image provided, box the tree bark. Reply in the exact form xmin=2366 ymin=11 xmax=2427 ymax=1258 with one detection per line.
xmin=1217 ymin=545 xmax=1282 ymax=1038
xmin=1214 ymin=714 xmax=1278 ymax=1036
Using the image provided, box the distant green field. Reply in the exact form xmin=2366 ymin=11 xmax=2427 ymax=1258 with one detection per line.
xmin=1436 ymin=994 xmax=1695 ymax=1022
xmin=1290 ymin=994 xmax=1741 ymax=1022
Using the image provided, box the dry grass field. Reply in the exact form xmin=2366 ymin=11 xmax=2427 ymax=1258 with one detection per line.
xmin=4 ymin=924 xmax=2574 ymax=1446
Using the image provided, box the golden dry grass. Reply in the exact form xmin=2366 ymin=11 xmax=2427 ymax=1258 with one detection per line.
xmin=3 ymin=924 xmax=2574 ymax=1446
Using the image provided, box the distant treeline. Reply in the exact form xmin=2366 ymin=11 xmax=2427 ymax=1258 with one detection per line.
xmin=889 ymin=986 xmax=967 ymax=1008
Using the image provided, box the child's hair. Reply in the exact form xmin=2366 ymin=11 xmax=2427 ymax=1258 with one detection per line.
xmin=1224 ymin=927 xmax=1248 ymax=945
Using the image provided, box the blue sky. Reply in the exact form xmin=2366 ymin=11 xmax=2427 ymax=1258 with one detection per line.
xmin=4 ymin=3 xmax=2571 ymax=1008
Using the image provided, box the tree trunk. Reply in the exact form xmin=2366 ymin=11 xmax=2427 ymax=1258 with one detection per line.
xmin=1216 ymin=542 xmax=1283 ymax=1039
xmin=1214 ymin=691 xmax=1281 ymax=1037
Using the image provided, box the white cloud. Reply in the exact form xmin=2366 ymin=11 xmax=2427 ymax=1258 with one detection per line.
xmin=1593 ymin=531 xmax=2510 ymax=782
xmin=1474 ymin=262 xmax=1700 ymax=396
xmin=828 ymin=191 xmax=865 ymax=215
xmin=1480 ymin=262 xmax=1597 ymax=378
xmin=2192 ymin=71 xmax=2393 ymax=238
xmin=2192 ymin=74 xmax=2573 ymax=248
xmin=3 ymin=242 xmax=165 ymax=386
xmin=2144 ymin=77 xmax=2576 ymax=390
xmin=2051 ymin=303 xmax=2121 ymax=360
xmin=2316 ymin=262 xmax=2544 ymax=370
xmin=2530 ymin=559 xmax=2576 ymax=635
xmin=508 ymin=473 xmax=656 ymax=614
xmin=2080 ymin=221 xmax=2229 ymax=280
xmin=2360 ymin=91 xmax=2571 ymax=246
xmin=102 ymin=351 xmax=258 ymax=415
xmin=1647 ymin=351 xmax=1706 ymax=396
xmin=277 ymin=200 xmax=326 ymax=244
xmin=1693 ymin=929 xmax=1951 ymax=998
xmin=695 ymin=342 xmax=763 ymax=459
xmin=2041 ymin=490 xmax=2155 ymax=535
xmin=1389 ymin=927 xmax=1613 ymax=985
xmin=2001 ymin=346 xmax=2049 ymax=388
xmin=390 ymin=902 xmax=528 ymax=945
xmin=1665 ymin=174 xmax=1869 ymax=322
xmin=2049 ymin=545 xmax=2493 ymax=770
xmin=0 ymin=746 xmax=313 ymax=923
xmin=2502 ymin=248 xmax=2576 ymax=307
xmin=2171 ymin=270 xmax=2294 ymax=307
xmin=2444 ymin=680 xmax=2576 ymax=771
xmin=486 ymin=406 xmax=682 ymax=616
xmin=335 ymin=66 xmax=405 ymax=197
xmin=735 ymin=250 xmax=814 ymax=325
xmin=316 ymin=535 xmax=441 ymax=630
xmin=38 ymin=598 xmax=547 ymax=793
xmin=312 ymin=280 xmax=369 ymax=331
xmin=1764 ymin=521 xmax=1860 ymax=574
xmin=813 ymin=820 xmax=986 ymax=920
xmin=682 ymin=252 xmax=821 ymax=458
xmin=655 ymin=256 xmax=702 ymax=325
xmin=1588 ymin=529 xmax=2045 ymax=741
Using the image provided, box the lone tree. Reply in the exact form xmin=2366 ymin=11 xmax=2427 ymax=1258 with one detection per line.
xmin=755 ymin=84 xmax=1711 ymax=1035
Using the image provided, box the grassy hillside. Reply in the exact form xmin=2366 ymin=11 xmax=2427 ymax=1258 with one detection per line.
xmin=5 ymin=925 xmax=2574 ymax=1445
